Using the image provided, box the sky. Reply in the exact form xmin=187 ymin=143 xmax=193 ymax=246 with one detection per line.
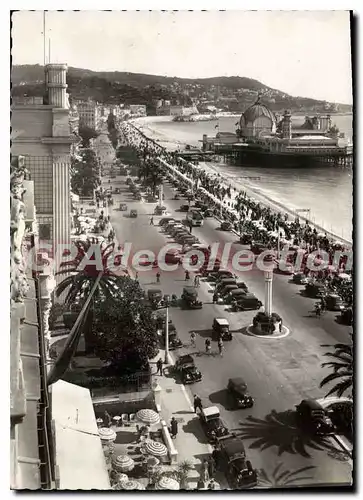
xmin=11 ymin=10 xmax=353 ymax=104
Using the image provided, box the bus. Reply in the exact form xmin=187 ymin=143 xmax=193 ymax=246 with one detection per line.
xmin=186 ymin=209 xmax=204 ymax=227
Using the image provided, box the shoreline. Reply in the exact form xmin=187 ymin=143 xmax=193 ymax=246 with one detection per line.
xmin=124 ymin=120 xmax=352 ymax=246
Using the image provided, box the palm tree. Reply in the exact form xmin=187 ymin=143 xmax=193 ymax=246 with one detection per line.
xmin=55 ymin=239 xmax=127 ymax=353
xmin=320 ymin=341 xmax=353 ymax=398
xmin=258 ymin=463 xmax=316 ymax=488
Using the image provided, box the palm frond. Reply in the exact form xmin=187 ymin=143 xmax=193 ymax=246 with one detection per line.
xmin=325 ymin=378 xmax=353 ymax=398
xmin=54 ymin=276 xmax=75 ymax=297
xmin=320 ymin=370 xmax=352 ymax=388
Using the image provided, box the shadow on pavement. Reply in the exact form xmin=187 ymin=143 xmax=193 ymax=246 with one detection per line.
xmin=194 ymin=328 xmax=213 ymax=339
xmin=237 ymin=409 xmax=343 ymax=459
xmin=208 ymin=389 xmax=234 ymax=411
xmin=182 ymin=418 xmax=210 ymax=445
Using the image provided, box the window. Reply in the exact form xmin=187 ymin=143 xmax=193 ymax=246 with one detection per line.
xmin=24 ymin=156 xmax=53 ymax=214
xmin=39 ymin=223 xmax=51 ymax=239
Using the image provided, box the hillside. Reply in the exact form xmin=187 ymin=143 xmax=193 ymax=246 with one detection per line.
xmin=11 ymin=64 xmax=352 ymax=114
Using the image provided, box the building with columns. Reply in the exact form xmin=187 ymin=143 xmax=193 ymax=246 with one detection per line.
xmin=12 ymin=63 xmax=75 ymax=274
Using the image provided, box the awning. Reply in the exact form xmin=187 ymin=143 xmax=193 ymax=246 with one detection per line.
xmin=51 ymin=380 xmax=110 ymax=490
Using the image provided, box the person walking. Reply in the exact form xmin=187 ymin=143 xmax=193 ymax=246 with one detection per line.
xmin=156 ymin=358 xmax=163 ymax=376
xmin=150 ymin=216 xmax=154 ymax=225
xmin=193 ymin=395 xmax=203 ymax=414
xmin=156 ymin=271 xmax=161 ymax=283
xmin=202 ymin=459 xmax=209 ymax=483
xmin=185 ymin=270 xmax=190 ymax=281
xmin=205 ymin=338 xmax=211 ymax=355
xmin=190 ymin=331 xmax=196 ymax=348
xmin=212 ymin=292 xmax=218 ymax=304
xmin=135 ymin=271 xmax=139 ymax=282
xmin=103 ymin=411 xmax=112 ymax=428
xmin=170 ymin=417 xmax=178 ymax=439
xmin=218 ymin=338 xmax=224 ymax=357
xmin=194 ymin=275 xmax=200 ymax=287
xmin=207 ymin=457 xmax=215 ymax=479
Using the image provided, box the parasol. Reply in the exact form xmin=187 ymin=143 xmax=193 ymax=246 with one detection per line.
xmin=143 ymin=440 xmax=168 ymax=457
xmin=155 ymin=476 xmax=180 ymax=490
xmin=113 ymin=454 xmax=135 ymax=472
xmin=98 ymin=427 xmax=116 ymax=443
xmin=136 ymin=409 xmax=160 ymax=425
xmin=119 ymin=479 xmax=145 ymax=490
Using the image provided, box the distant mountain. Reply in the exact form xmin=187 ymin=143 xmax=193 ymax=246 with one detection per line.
xmin=11 ymin=64 xmax=352 ymax=113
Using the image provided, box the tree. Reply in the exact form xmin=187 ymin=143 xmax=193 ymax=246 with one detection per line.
xmin=55 ymin=240 xmax=127 ymax=354
xmin=138 ymin=159 xmax=163 ymax=196
xmin=78 ymin=125 xmax=100 ymax=147
xmin=92 ymin=276 xmax=159 ymax=372
xmin=71 ymin=147 xmax=101 ymax=196
xmin=320 ymin=341 xmax=353 ymax=398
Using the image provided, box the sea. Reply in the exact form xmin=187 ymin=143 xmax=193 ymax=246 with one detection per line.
xmin=141 ymin=114 xmax=353 ymax=242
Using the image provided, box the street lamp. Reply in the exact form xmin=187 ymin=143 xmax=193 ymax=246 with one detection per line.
xmin=264 ymin=270 xmax=273 ymax=316
xmin=163 ymin=294 xmax=172 ymax=365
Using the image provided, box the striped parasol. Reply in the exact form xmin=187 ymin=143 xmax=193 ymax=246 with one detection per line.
xmin=143 ymin=440 xmax=167 ymax=457
xmin=115 ymin=473 xmax=128 ymax=484
xmin=136 ymin=409 xmax=160 ymax=425
xmin=113 ymin=454 xmax=135 ymax=472
xmin=119 ymin=479 xmax=145 ymax=490
xmin=98 ymin=427 xmax=116 ymax=443
xmin=155 ymin=476 xmax=180 ymax=490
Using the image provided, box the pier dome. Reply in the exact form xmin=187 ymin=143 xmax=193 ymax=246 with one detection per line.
xmin=239 ymin=95 xmax=277 ymax=138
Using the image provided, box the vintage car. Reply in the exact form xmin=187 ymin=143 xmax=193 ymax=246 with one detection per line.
xmin=232 ymin=293 xmax=262 ymax=311
xmin=215 ymin=435 xmax=257 ymax=489
xmin=159 ymin=217 xmax=175 ymax=227
xmin=173 ymin=193 xmax=180 ymax=200
xmin=325 ymin=293 xmax=345 ymax=311
xmin=215 ymin=278 xmax=237 ymax=293
xmin=181 ymin=286 xmax=203 ymax=309
xmin=119 ymin=203 xmax=128 ymax=211
xmin=147 ymin=288 xmax=163 ymax=309
xmin=224 ymin=288 xmax=248 ymax=305
xmin=133 ymin=192 xmax=142 ymax=200
xmin=200 ymin=259 xmax=222 ymax=276
xmin=227 ymin=378 xmax=254 ymax=409
xmin=220 ymin=221 xmax=233 ymax=231
xmin=304 ymin=281 xmax=328 ymax=298
xmin=147 ymin=195 xmax=159 ymax=203
xmin=199 ymin=406 xmax=229 ymax=443
xmin=165 ymin=249 xmax=182 ymax=265
xmin=295 ymin=399 xmax=335 ymax=435
xmin=179 ymin=204 xmax=190 ymax=212
xmin=209 ymin=270 xmax=236 ymax=282
xmin=114 ymin=187 xmax=121 ymax=194
xmin=174 ymin=354 xmax=202 ymax=384
xmin=162 ymin=325 xmax=183 ymax=350
xmin=339 ymin=306 xmax=353 ymax=326
xmin=130 ymin=209 xmax=138 ymax=218
xmin=212 ymin=317 xmax=232 ymax=341
xmin=239 ymin=233 xmax=253 ymax=245
xmin=292 ymin=272 xmax=309 ymax=285
xmin=203 ymin=208 xmax=214 ymax=218
xmin=154 ymin=205 xmax=167 ymax=216
xmin=218 ymin=284 xmax=239 ymax=300
xmin=250 ymin=242 xmax=269 ymax=255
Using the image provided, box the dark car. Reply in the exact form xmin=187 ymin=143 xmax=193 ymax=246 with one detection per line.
xmin=339 ymin=307 xmax=353 ymax=325
xmin=133 ymin=193 xmax=142 ymax=200
xmin=325 ymin=293 xmax=345 ymax=311
xmin=174 ymin=354 xmax=202 ymax=384
xmin=181 ymin=286 xmax=203 ymax=309
xmin=295 ymin=399 xmax=335 ymax=435
xmin=305 ymin=282 xmax=328 ymax=298
xmin=215 ymin=434 xmax=257 ymax=489
xmin=199 ymin=406 xmax=229 ymax=443
xmin=162 ymin=324 xmax=183 ymax=350
xmin=233 ymin=293 xmax=262 ymax=311
xmin=119 ymin=203 xmax=128 ymax=211
xmin=218 ymin=284 xmax=239 ymax=299
xmin=212 ymin=317 xmax=232 ymax=341
xmin=227 ymin=378 xmax=254 ymax=409
xmin=239 ymin=233 xmax=253 ymax=245
xmin=221 ymin=221 xmax=232 ymax=231
xmin=215 ymin=277 xmax=237 ymax=292
xmin=225 ymin=288 xmax=248 ymax=304
xmin=147 ymin=288 xmax=163 ymax=308
xmin=130 ymin=209 xmax=138 ymax=218
xmin=209 ymin=270 xmax=235 ymax=282
xmin=292 ymin=272 xmax=309 ymax=285
xmin=180 ymin=204 xmax=190 ymax=212
xmin=250 ymin=242 xmax=269 ymax=255
xmin=159 ymin=217 xmax=175 ymax=227
xmin=203 ymin=209 xmax=214 ymax=218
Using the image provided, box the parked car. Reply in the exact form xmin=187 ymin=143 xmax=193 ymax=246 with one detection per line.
xmin=174 ymin=354 xmax=202 ymax=384
xmin=154 ymin=205 xmax=167 ymax=215
xmin=225 ymin=288 xmax=248 ymax=304
xmin=209 ymin=270 xmax=236 ymax=282
xmin=179 ymin=204 xmax=190 ymax=212
xmin=199 ymin=406 xmax=229 ymax=443
xmin=164 ymin=249 xmax=181 ymax=265
xmin=181 ymin=286 xmax=203 ymax=309
xmin=119 ymin=203 xmax=128 ymax=211
xmin=339 ymin=306 xmax=353 ymax=325
xmin=325 ymin=293 xmax=345 ymax=311
xmin=159 ymin=217 xmax=175 ymax=227
xmin=162 ymin=325 xmax=183 ymax=350
xmin=232 ymin=293 xmax=262 ymax=311
xmin=215 ymin=434 xmax=257 ymax=489
xmin=227 ymin=378 xmax=254 ymax=409
xmin=239 ymin=233 xmax=253 ymax=245
xmin=147 ymin=288 xmax=163 ymax=309
xmin=130 ymin=209 xmax=138 ymax=218
xmin=295 ymin=399 xmax=335 ymax=435
xmin=304 ymin=282 xmax=328 ymax=298
xmin=292 ymin=272 xmax=309 ymax=285
xmin=220 ymin=221 xmax=232 ymax=231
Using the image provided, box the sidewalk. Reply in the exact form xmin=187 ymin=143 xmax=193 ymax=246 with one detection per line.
xmin=150 ymin=350 xmax=228 ymax=490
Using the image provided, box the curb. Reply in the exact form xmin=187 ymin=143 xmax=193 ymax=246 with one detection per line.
xmin=246 ymin=324 xmax=290 ymax=339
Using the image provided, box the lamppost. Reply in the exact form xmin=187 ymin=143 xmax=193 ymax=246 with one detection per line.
xmin=264 ymin=270 xmax=273 ymax=316
xmin=163 ymin=294 xmax=171 ymax=364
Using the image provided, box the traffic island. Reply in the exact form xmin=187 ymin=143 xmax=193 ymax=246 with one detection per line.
xmin=247 ymin=312 xmax=290 ymax=339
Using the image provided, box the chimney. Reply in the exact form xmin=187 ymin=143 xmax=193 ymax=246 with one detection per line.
xmin=45 ymin=64 xmax=68 ymax=108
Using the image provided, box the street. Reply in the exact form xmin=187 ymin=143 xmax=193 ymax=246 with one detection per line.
xmin=99 ymin=133 xmax=352 ymax=486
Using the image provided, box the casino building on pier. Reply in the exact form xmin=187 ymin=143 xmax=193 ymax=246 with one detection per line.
xmin=201 ymin=96 xmax=352 ymax=168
